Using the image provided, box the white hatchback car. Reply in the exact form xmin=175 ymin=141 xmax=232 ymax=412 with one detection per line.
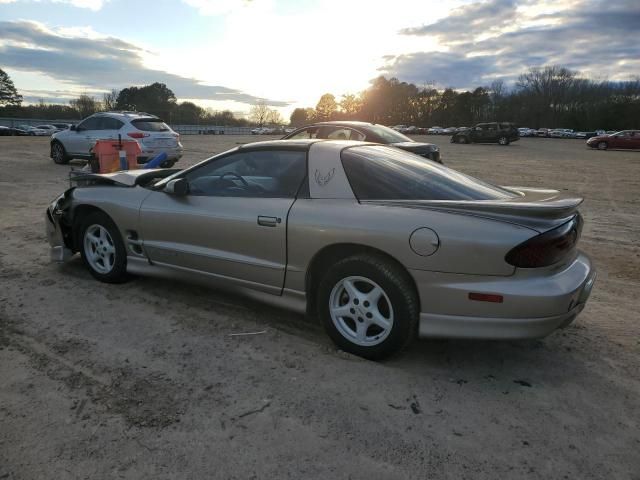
xmin=50 ymin=111 xmax=183 ymax=167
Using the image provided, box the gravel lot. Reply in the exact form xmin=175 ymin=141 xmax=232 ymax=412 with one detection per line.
xmin=1 ymin=135 xmax=639 ymax=479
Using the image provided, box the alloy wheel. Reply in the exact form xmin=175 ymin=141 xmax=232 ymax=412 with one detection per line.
xmin=83 ymin=224 xmax=116 ymax=274
xmin=52 ymin=143 xmax=64 ymax=163
xmin=329 ymin=276 xmax=394 ymax=347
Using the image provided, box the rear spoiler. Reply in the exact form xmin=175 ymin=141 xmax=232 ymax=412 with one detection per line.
xmin=363 ymin=187 xmax=583 ymax=231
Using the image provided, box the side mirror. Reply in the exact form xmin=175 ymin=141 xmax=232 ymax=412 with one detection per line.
xmin=164 ymin=178 xmax=189 ymax=196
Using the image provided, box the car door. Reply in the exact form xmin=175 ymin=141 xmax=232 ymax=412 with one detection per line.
xmin=470 ymin=124 xmax=485 ymax=142
xmin=65 ymin=117 xmax=101 ymax=155
xmin=138 ymin=148 xmax=307 ymax=294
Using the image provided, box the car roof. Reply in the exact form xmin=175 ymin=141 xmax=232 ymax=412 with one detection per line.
xmin=302 ymin=121 xmax=377 ymax=128
xmin=237 ymin=138 xmax=380 ymax=152
xmin=93 ymin=111 xmax=158 ymax=120
xmin=238 ymin=139 xmax=324 ymax=150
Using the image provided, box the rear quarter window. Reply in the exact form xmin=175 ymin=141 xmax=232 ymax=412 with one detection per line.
xmin=131 ymin=119 xmax=170 ymax=132
xmin=341 ymin=146 xmax=516 ymax=201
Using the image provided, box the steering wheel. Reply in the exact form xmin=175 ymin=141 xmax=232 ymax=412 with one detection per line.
xmin=219 ymin=172 xmax=249 ymax=187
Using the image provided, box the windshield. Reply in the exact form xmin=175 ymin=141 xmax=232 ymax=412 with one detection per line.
xmin=367 ymin=125 xmax=413 ymax=143
xmin=342 ymin=145 xmax=516 ymax=201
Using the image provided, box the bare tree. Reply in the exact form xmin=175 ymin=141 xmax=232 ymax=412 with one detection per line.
xmin=102 ymin=89 xmax=119 ymax=111
xmin=70 ymin=94 xmax=101 ymax=118
xmin=267 ymin=108 xmax=283 ymax=125
xmin=249 ymin=100 xmax=270 ymax=126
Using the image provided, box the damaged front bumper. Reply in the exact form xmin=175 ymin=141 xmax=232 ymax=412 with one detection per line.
xmin=45 ymin=195 xmax=74 ymax=263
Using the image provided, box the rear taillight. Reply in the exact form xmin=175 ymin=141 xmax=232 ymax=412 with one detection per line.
xmin=127 ymin=132 xmax=149 ymax=139
xmin=505 ymin=214 xmax=583 ymax=268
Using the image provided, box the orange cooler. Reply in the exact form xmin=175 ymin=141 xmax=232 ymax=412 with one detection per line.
xmin=92 ymin=140 xmax=142 ymax=173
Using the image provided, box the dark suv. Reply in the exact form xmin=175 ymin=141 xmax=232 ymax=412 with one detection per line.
xmin=451 ymin=122 xmax=519 ymax=145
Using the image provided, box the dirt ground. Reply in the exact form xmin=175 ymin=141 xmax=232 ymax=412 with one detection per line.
xmin=1 ymin=135 xmax=639 ymax=479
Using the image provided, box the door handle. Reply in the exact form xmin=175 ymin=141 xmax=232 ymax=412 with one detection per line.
xmin=257 ymin=216 xmax=280 ymax=227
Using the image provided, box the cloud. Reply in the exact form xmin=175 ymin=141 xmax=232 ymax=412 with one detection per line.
xmin=384 ymin=0 xmax=640 ymax=88
xmin=0 ymin=0 xmax=107 ymax=10
xmin=399 ymin=0 xmax=520 ymax=44
xmin=0 ymin=20 xmax=290 ymax=106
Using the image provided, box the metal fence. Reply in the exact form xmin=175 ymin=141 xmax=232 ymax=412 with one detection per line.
xmin=0 ymin=117 xmax=257 ymax=135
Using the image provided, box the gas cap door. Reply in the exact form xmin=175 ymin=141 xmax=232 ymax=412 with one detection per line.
xmin=409 ymin=227 xmax=440 ymax=256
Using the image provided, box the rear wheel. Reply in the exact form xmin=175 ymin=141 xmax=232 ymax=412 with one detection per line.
xmin=79 ymin=212 xmax=128 ymax=283
xmin=498 ymin=136 xmax=510 ymax=145
xmin=317 ymin=254 xmax=418 ymax=360
xmin=597 ymin=141 xmax=608 ymax=150
xmin=51 ymin=141 xmax=70 ymax=164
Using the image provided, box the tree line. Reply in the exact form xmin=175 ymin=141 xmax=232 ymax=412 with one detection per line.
xmin=291 ymin=66 xmax=640 ymax=130
xmin=0 ymin=69 xmax=262 ymax=126
xmin=2 ymin=66 xmax=639 ymax=130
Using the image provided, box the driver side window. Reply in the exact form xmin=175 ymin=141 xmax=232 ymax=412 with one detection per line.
xmin=184 ymin=150 xmax=307 ymax=198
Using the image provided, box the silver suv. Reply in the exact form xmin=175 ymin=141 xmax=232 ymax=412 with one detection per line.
xmin=50 ymin=111 xmax=183 ymax=167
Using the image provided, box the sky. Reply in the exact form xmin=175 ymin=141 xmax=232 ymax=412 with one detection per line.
xmin=0 ymin=0 xmax=638 ymax=118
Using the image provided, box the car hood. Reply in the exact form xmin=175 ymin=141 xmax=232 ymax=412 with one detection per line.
xmin=69 ymin=168 xmax=180 ymax=187
xmin=587 ymin=135 xmax=609 ymax=142
xmin=391 ymin=141 xmax=438 ymax=152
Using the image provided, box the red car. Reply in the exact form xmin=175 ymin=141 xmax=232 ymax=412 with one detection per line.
xmin=587 ymin=130 xmax=640 ymax=150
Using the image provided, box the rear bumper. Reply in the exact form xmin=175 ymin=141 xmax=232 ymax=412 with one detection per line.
xmin=138 ymin=144 xmax=183 ymax=162
xmin=413 ymin=252 xmax=596 ymax=339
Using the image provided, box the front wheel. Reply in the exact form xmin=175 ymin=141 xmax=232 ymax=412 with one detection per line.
xmin=317 ymin=254 xmax=418 ymax=360
xmin=51 ymin=142 xmax=70 ymax=164
xmin=79 ymin=212 xmax=128 ymax=283
xmin=458 ymin=136 xmax=468 ymax=144
xmin=498 ymin=136 xmax=510 ymax=145
xmin=597 ymin=141 xmax=608 ymax=150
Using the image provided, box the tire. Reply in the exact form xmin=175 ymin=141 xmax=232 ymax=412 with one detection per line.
xmin=597 ymin=141 xmax=608 ymax=150
xmin=316 ymin=253 xmax=418 ymax=360
xmin=458 ymin=136 xmax=468 ymax=144
xmin=51 ymin=141 xmax=70 ymax=164
xmin=498 ymin=136 xmax=510 ymax=145
xmin=78 ymin=211 xmax=128 ymax=283
xmin=450 ymin=136 xmax=457 ymax=143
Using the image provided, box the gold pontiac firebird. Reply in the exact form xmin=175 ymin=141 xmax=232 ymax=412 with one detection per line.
xmin=46 ymin=140 xmax=595 ymax=359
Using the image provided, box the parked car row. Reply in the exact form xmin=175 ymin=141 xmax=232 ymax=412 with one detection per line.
xmin=392 ymin=125 xmax=470 ymax=135
xmin=251 ymin=126 xmax=296 ymax=135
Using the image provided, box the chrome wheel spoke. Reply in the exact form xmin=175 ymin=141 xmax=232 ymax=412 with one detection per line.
xmin=342 ymin=279 xmax=360 ymax=300
xmin=366 ymin=286 xmax=383 ymax=305
xmin=332 ymin=305 xmax=353 ymax=318
xmin=355 ymin=321 xmax=367 ymax=341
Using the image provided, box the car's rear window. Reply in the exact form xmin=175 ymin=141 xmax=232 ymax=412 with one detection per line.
xmin=131 ymin=119 xmax=170 ymax=131
xmin=341 ymin=146 xmax=516 ymax=201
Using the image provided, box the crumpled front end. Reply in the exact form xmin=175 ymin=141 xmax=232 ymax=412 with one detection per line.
xmin=45 ymin=191 xmax=74 ymax=263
